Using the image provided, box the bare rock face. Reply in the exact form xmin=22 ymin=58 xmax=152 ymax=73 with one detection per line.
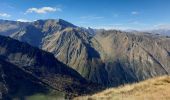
xmin=4 ymin=19 xmax=170 ymax=87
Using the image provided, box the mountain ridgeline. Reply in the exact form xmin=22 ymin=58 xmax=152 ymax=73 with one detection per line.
xmin=0 ymin=19 xmax=170 ymax=88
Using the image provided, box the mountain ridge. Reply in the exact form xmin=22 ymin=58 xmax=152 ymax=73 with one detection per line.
xmin=0 ymin=19 xmax=170 ymax=87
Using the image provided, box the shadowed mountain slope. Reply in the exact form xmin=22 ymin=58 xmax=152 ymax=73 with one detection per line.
xmin=0 ymin=35 xmax=102 ymax=99
xmin=0 ymin=59 xmax=50 ymax=100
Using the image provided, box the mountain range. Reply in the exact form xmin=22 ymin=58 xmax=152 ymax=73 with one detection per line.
xmin=0 ymin=19 xmax=170 ymax=99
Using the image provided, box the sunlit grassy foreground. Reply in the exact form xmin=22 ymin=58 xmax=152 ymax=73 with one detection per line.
xmin=74 ymin=76 xmax=170 ymax=100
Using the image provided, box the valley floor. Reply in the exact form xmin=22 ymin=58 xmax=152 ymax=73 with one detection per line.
xmin=74 ymin=76 xmax=170 ymax=100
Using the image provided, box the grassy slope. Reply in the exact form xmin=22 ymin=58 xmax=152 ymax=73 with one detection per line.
xmin=75 ymin=76 xmax=170 ymax=100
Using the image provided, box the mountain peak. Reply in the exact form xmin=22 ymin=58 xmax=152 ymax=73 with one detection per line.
xmin=34 ymin=19 xmax=76 ymax=28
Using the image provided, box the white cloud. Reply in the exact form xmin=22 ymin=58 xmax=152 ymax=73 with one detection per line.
xmin=17 ymin=19 xmax=31 ymax=22
xmin=0 ymin=13 xmax=11 ymax=17
xmin=80 ymin=16 xmax=104 ymax=20
xmin=26 ymin=7 xmax=61 ymax=14
xmin=131 ymin=11 xmax=139 ymax=15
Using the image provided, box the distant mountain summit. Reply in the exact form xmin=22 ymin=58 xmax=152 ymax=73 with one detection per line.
xmin=10 ymin=19 xmax=77 ymax=47
xmin=33 ymin=19 xmax=76 ymax=30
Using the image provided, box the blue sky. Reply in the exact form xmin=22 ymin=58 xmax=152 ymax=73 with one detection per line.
xmin=0 ymin=0 xmax=170 ymax=30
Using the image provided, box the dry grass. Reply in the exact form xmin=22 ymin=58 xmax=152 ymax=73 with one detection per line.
xmin=74 ymin=76 xmax=170 ymax=100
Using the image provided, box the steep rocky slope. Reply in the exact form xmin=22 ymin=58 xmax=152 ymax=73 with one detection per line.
xmin=9 ymin=19 xmax=109 ymax=85
xmin=92 ymin=30 xmax=170 ymax=86
xmin=42 ymin=28 xmax=108 ymax=85
xmin=44 ymin=29 xmax=170 ymax=87
xmin=4 ymin=19 xmax=170 ymax=87
xmin=0 ymin=35 xmax=102 ymax=99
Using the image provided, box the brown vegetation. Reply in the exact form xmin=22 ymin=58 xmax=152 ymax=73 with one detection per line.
xmin=75 ymin=76 xmax=170 ymax=100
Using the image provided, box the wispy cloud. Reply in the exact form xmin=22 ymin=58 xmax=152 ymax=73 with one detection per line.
xmin=17 ymin=19 xmax=31 ymax=22
xmin=25 ymin=7 xmax=61 ymax=14
xmin=131 ymin=11 xmax=139 ymax=15
xmin=153 ymin=24 xmax=170 ymax=29
xmin=0 ymin=13 xmax=11 ymax=17
xmin=80 ymin=15 xmax=104 ymax=20
xmin=91 ymin=24 xmax=131 ymax=30
xmin=129 ymin=21 xmax=146 ymax=25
